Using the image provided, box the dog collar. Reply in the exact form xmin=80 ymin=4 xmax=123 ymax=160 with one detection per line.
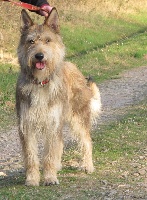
xmin=32 ymin=79 xmax=49 ymax=86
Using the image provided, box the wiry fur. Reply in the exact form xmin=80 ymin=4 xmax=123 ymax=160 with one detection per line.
xmin=16 ymin=8 xmax=101 ymax=186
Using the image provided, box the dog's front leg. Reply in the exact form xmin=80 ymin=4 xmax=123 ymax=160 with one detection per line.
xmin=43 ymin=131 xmax=63 ymax=185
xmin=42 ymin=104 xmax=64 ymax=185
xmin=19 ymin=127 xmax=40 ymax=186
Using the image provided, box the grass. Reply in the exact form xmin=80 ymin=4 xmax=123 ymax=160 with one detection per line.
xmin=93 ymin=102 xmax=147 ymax=164
xmin=0 ymin=63 xmax=17 ymax=129
xmin=60 ymin=10 xmax=147 ymax=82
xmin=67 ymin=30 xmax=147 ymax=82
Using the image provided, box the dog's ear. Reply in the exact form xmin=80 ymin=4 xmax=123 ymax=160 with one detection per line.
xmin=21 ymin=9 xmax=34 ymax=30
xmin=44 ymin=8 xmax=60 ymax=33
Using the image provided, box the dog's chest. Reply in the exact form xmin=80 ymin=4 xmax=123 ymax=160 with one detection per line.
xmin=23 ymin=83 xmax=66 ymax=128
xmin=20 ymin=92 xmax=63 ymax=133
xmin=30 ymin=81 xmax=65 ymax=107
xmin=29 ymin=84 xmax=62 ymax=112
xmin=31 ymin=88 xmax=50 ymax=108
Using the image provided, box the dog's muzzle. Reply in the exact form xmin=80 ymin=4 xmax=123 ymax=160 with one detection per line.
xmin=34 ymin=53 xmax=46 ymax=70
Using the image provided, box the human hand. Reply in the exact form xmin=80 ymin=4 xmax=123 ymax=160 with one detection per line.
xmin=39 ymin=4 xmax=53 ymax=17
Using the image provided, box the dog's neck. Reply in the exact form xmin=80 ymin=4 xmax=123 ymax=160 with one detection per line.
xmin=25 ymin=70 xmax=51 ymax=86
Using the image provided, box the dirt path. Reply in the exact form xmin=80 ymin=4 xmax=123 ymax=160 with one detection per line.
xmin=99 ymin=66 xmax=147 ymax=124
xmin=0 ymin=66 xmax=147 ymax=198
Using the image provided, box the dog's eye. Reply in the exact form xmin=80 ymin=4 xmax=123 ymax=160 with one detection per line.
xmin=29 ymin=39 xmax=35 ymax=44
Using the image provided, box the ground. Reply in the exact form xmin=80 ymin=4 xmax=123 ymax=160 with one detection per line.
xmin=0 ymin=66 xmax=147 ymax=199
xmin=99 ymin=66 xmax=147 ymax=124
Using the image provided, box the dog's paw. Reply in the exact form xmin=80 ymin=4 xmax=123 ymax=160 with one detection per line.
xmin=25 ymin=170 xmax=40 ymax=186
xmin=80 ymin=164 xmax=94 ymax=174
xmin=44 ymin=177 xmax=59 ymax=186
xmin=25 ymin=179 xmax=40 ymax=186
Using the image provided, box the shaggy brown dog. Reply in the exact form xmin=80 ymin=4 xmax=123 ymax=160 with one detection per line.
xmin=16 ymin=8 xmax=101 ymax=186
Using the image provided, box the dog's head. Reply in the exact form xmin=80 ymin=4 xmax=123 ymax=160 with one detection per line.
xmin=18 ymin=8 xmax=65 ymax=80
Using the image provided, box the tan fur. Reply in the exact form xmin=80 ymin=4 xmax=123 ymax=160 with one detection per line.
xmin=16 ymin=8 xmax=101 ymax=186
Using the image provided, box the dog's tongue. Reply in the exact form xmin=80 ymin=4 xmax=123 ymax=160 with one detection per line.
xmin=35 ymin=62 xmax=45 ymax=70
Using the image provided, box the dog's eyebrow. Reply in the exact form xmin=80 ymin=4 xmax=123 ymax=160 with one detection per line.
xmin=27 ymin=34 xmax=36 ymax=41
xmin=26 ymin=27 xmax=42 ymax=40
xmin=37 ymin=25 xmax=44 ymax=33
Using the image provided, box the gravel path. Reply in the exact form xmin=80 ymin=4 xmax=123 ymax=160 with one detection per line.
xmin=0 ymin=66 xmax=147 ymax=197
xmin=99 ymin=66 xmax=147 ymax=123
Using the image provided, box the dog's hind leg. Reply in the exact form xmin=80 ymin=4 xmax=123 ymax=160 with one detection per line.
xmin=79 ymin=131 xmax=94 ymax=173
xmin=19 ymin=128 xmax=40 ymax=186
xmin=70 ymin=115 xmax=94 ymax=173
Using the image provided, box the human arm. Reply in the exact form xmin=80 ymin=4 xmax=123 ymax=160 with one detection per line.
xmin=20 ymin=0 xmax=53 ymax=16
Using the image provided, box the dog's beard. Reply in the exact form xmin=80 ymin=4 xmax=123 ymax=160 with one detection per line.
xmin=27 ymin=59 xmax=53 ymax=81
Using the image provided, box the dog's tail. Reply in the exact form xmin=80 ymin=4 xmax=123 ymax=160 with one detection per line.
xmin=86 ymin=76 xmax=102 ymax=126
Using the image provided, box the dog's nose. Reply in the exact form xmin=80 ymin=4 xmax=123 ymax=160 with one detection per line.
xmin=35 ymin=53 xmax=44 ymax=61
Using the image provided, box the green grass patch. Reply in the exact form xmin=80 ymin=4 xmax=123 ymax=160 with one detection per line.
xmin=61 ymin=11 xmax=147 ymax=58
xmin=0 ymin=64 xmax=17 ymax=105
xmin=0 ymin=63 xmax=18 ymax=129
xmin=134 ymin=49 xmax=147 ymax=58
xmin=93 ymin=102 xmax=147 ymax=165
xmin=59 ymin=11 xmax=147 ymax=82
xmin=67 ymin=31 xmax=147 ymax=82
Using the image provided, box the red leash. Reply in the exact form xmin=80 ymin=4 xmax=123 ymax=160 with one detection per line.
xmin=1 ymin=0 xmax=47 ymax=12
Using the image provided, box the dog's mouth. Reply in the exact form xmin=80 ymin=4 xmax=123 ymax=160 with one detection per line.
xmin=35 ymin=61 xmax=46 ymax=70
